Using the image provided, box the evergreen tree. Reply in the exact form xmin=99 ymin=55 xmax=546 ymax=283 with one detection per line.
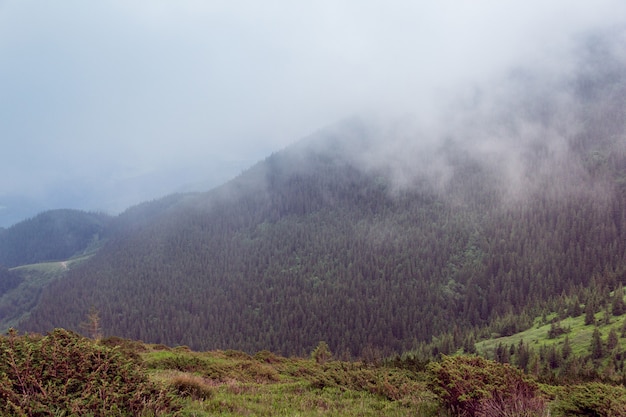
xmin=494 ymin=342 xmax=510 ymax=363
xmin=584 ymin=302 xmax=596 ymax=326
xmin=562 ymin=335 xmax=572 ymax=361
xmin=612 ymin=283 xmax=626 ymax=316
xmin=515 ymin=339 xmax=530 ymax=371
xmin=462 ymin=334 xmax=477 ymax=354
xmin=607 ymin=328 xmax=619 ymax=352
xmin=568 ymin=296 xmax=582 ymax=318
xmin=546 ymin=345 xmax=560 ymax=369
xmin=602 ymin=306 xmax=612 ymax=325
xmin=590 ymin=327 xmax=604 ymax=360
xmin=527 ymin=351 xmax=541 ymax=377
xmin=80 ymin=306 xmax=103 ymax=341
xmin=311 ymin=341 xmax=332 ymax=364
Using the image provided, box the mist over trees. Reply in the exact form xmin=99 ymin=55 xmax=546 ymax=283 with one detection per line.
xmin=10 ymin=29 xmax=626 ymax=358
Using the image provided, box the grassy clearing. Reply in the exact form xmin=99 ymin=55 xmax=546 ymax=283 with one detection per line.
xmin=141 ymin=346 xmax=442 ymax=417
xmin=476 ymin=307 xmax=626 ymax=358
xmin=10 ymin=252 xmax=93 ymax=275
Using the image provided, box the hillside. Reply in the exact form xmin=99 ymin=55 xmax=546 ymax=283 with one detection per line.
xmin=0 ymin=265 xmax=21 ymax=298
xmin=10 ymin=30 xmax=626 ymax=357
xmin=0 ymin=256 xmax=94 ymax=332
xmin=471 ymin=287 xmax=626 ymax=383
xmin=0 ymin=209 xmax=111 ymax=268
xmin=0 ymin=209 xmax=111 ymax=331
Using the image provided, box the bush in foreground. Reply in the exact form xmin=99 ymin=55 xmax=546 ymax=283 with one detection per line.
xmin=0 ymin=328 xmax=180 ymax=416
xmin=428 ymin=355 xmax=548 ymax=417
xmin=551 ymin=382 xmax=626 ymax=417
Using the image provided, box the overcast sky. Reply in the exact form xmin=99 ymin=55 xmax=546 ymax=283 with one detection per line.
xmin=1 ymin=1 xmax=625 ymax=226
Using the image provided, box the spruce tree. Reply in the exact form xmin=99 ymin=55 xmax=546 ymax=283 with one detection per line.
xmin=612 ymin=283 xmax=626 ymax=316
xmin=607 ymin=328 xmax=619 ymax=351
xmin=590 ymin=327 xmax=604 ymax=360
xmin=515 ymin=339 xmax=530 ymax=371
xmin=311 ymin=341 xmax=332 ymax=364
xmin=562 ymin=335 xmax=572 ymax=360
xmin=584 ymin=302 xmax=596 ymax=326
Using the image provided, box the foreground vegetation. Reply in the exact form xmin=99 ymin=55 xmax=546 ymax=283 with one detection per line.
xmin=2 ymin=329 xmax=626 ymax=416
xmin=0 ymin=329 xmax=177 ymax=416
xmin=469 ymin=286 xmax=626 ymax=386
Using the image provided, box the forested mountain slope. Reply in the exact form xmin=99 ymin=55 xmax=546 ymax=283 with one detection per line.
xmin=0 ymin=209 xmax=111 ymax=268
xmin=18 ymin=30 xmax=626 ymax=357
xmin=0 ymin=265 xmax=21 ymax=298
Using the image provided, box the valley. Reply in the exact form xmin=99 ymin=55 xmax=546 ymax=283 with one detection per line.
xmin=0 ymin=24 xmax=625 ymax=415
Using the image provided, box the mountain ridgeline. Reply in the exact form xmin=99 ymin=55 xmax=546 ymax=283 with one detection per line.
xmin=11 ymin=31 xmax=626 ymax=357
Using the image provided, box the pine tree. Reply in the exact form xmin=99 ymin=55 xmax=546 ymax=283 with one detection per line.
xmin=515 ymin=339 xmax=530 ymax=371
xmin=584 ymin=302 xmax=596 ymax=326
xmin=562 ymin=335 xmax=572 ymax=360
xmin=462 ymin=334 xmax=477 ymax=354
xmin=80 ymin=306 xmax=103 ymax=341
xmin=494 ymin=342 xmax=510 ymax=363
xmin=546 ymin=345 xmax=560 ymax=369
xmin=602 ymin=306 xmax=612 ymax=325
xmin=311 ymin=341 xmax=332 ymax=364
xmin=590 ymin=327 xmax=604 ymax=360
xmin=569 ymin=296 xmax=582 ymax=317
xmin=612 ymin=283 xmax=626 ymax=316
xmin=607 ymin=328 xmax=619 ymax=351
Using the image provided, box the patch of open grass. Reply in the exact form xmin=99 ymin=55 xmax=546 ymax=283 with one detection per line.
xmin=142 ymin=346 xmax=442 ymax=416
xmin=476 ymin=311 xmax=626 ymax=358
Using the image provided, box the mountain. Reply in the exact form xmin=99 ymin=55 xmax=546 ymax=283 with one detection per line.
xmin=0 ymin=209 xmax=112 ymax=268
xmin=11 ymin=29 xmax=626 ymax=357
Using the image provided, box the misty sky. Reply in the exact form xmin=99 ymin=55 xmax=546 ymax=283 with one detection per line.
xmin=1 ymin=1 xmax=625 ymax=227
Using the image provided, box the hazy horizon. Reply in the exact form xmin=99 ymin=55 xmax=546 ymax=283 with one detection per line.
xmin=2 ymin=1 xmax=626 ymax=227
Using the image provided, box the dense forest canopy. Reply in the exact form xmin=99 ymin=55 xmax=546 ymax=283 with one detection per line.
xmin=0 ymin=265 xmax=22 ymax=298
xmin=6 ymin=29 xmax=626 ymax=357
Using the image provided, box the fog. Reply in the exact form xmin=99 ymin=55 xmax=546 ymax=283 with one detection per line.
xmin=1 ymin=1 xmax=625 ymax=226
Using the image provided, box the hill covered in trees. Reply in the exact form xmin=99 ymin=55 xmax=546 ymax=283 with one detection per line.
xmin=6 ymin=29 xmax=626 ymax=360
xmin=0 ymin=265 xmax=21 ymax=298
xmin=0 ymin=209 xmax=111 ymax=268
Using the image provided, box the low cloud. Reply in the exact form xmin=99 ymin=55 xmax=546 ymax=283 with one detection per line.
xmin=1 ymin=1 xmax=625 ymax=225
xmin=326 ymin=26 xmax=626 ymax=206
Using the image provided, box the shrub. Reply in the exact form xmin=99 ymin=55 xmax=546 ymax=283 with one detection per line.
xmin=223 ymin=349 xmax=252 ymax=360
xmin=169 ymin=374 xmax=214 ymax=400
xmin=311 ymin=341 xmax=332 ymax=364
xmin=99 ymin=335 xmax=146 ymax=359
xmin=0 ymin=328 xmax=180 ymax=416
xmin=427 ymin=355 xmax=547 ymax=417
xmin=551 ymin=382 xmax=626 ymax=417
xmin=254 ymin=349 xmax=282 ymax=363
